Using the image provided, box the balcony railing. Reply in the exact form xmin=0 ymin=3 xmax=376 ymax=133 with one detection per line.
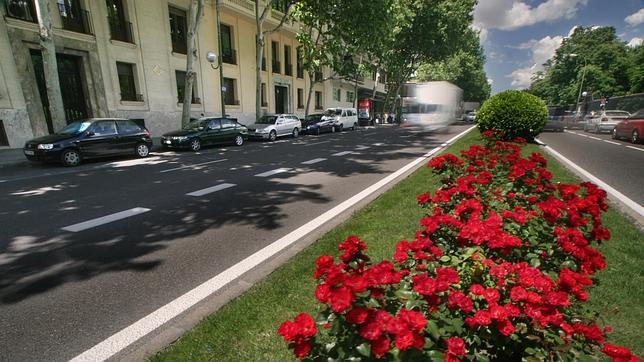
xmin=284 ymin=63 xmax=293 ymax=76
xmin=272 ymin=61 xmax=280 ymax=74
xmin=222 ymin=48 xmax=237 ymax=65
xmin=60 ymin=6 xmax=94 ymax=35
xmin=108 ymin=17 xmax=134 ymax=43
xmin=5 ymin=0 xmax=37 ymax=22
xmin=297 ymin=66 xmax=304 ymax=79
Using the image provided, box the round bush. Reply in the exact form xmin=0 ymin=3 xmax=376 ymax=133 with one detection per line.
xmin=476 ymin=90 xmax=547 ymax=140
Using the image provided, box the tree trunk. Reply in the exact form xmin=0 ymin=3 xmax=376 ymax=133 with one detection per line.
xmin=305 ymin=72 xmax=316 ymax=117
xmin=181 ymin=0 xmax=204 ymax=126
xmin=255 ymin=3 xmax=264 ymax=122
xmin=34 ymin=0 xmax=65 ymax=132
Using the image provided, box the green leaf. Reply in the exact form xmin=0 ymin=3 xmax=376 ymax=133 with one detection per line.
xmin=427 ymin=320 xmax=440 ymax=340
xmin=356 ymin=343 xmax=371 ymax=357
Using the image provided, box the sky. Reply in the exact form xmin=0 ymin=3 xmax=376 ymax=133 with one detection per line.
xmin=474 ymin=0 xmax=644 ymax=94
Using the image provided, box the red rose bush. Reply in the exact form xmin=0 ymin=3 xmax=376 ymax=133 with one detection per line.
xmin=278 ymin=133 xmax=640 ymax=361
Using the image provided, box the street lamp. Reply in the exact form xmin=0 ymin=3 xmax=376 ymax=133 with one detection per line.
xmin=568 ymin=53 xmax=588 ymax=115
xmin=206 ymin=51 xmax=219 ymax=69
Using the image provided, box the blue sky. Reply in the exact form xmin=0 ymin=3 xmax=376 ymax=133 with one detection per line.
xmin=475 ymin=0 xmax=644 ymax=94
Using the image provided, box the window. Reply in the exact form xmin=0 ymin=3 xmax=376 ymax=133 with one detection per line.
xmin=223 ymin=78 xmax=238 ymax=105
xmin=271 ymin=41 xmax=280 ymax=73
xmin=208 ymin=119 xmax=221 ymax=129
xmin=0 ymin=120 xmax=9 ymax=146
xmin=116 ymin=62 xmax=139 ymax=102
xmin=346 ymin=91 xmax=355 ymax=103
xmin=107 ymin=0 xmax=133 ymax=43
xmin=332 ymin=88 xmax=341 ymax=102
xmin=221 ymin=118 xmax=235 ymax=128
xmin=379 ymin=72 xmax=385 ymax=84
xmin=91 ymin=121 xmax=118 ymax=136
xmin=296 ymin=46 xmax=304 ymax=79
xmin=220 ymin=24 xmax=236 ymax=64
xmin=59 ymin=0 xmax=92 ymax=34
xmin=272 ymin=0 xmax=289 ymax=13
xmin=261 ymin=83 xmax=267 ymax=107
xmin=314 ymin=70 xmax=322 ymax=82
xmin=5 ymin=0 xmax=37 ymax=22
xmin=315 ymin=91 xmax=322 ymax=110
xmin=175 ymin=70 xmax=197 ymax=103
xmin=169 ymin=6 xmax=187 ymax=54
xmin=284 ymin=45 xmax=292 ymax=76
xmin=116 ymin=120 xmax=143 ymax=135
xmin=297 ymin=88 xmax=304 ymax=109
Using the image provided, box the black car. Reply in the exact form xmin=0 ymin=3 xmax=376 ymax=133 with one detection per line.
xmin=302 ymin=113 xmax=335 ymax=135
xmin=161 ymin=117 xmax=248 ymax=151
xmin=24 ymin=118 xmax=153 ymax=167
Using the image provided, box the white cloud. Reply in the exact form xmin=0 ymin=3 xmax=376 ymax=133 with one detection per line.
xmin=471 ymin=24 xmax=489 ymax=43
xmin=487 ymin=78 xmax=494 ymax=85
xmin=625 ymin=8 xmax=644 ymax=27
xmin=628 ymin=37 xmax=643 ymax=47
xmin=474 ymin=0 xmax=588 ymax=31
xmin=568 ymin=25 xmax=579 ymax=36
xmin=507 ymin=35 xmax=564 ymax=89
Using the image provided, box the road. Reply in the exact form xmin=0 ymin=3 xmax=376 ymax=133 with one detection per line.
xmin=538 ymin=130 xmax=644 ymax=206
xmin=0 ymin=124 xmax=471 ymax=361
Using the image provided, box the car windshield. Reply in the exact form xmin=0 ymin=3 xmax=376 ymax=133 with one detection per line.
xmin=256 ymin=116 xmax=277 ymax=124
xmin=183 ymin=120 xmax=209 ymax=130
xmin=325 ymin=109 xmax=341 ymax=116
xmin=306 ymin=115 xmax=323 ymax=122
xmin=606 ymin=111 xmax=630 ymax=117
xmin=629 ymin=109 xmax=644 ymax=118
xmin=58 ymin=121 xmax=92 ymax=135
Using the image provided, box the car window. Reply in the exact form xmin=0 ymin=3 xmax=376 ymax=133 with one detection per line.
xmin=606 ymin=111 xmax=630 ymax=117
xmin=208 ymin=119 xmax=221 ymax=129
xmin=116 ymin=120 xmax=143 ymax=135
xmin=91 ymin=121 xmax=117 ymax=136
xmin=221 ymin=119 xmax=235 ymax=128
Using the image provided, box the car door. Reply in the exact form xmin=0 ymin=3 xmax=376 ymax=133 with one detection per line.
xmin=79 ymin=120 xmax=119 ymax=157
xmin=115 ymin=120 xmax=143 ymax=154
xmin=276 ymin=117 xmax=287 ymax=136
xmin=219 ymin=118 xmax=236 ymax=143
xmin=204 ymin=119 xmax=222 ymax=145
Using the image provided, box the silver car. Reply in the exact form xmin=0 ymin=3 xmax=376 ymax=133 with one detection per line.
xmin=584 ymin=110 xmax=631 ymax=133
xmin=248 ymin=114 xmax=302 ymax=141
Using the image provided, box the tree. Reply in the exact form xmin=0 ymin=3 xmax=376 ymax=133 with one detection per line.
xmin=181 ymin=0 xmax=204 ymax=126
xmin=34 ymin=0 xmax=66 ymax=132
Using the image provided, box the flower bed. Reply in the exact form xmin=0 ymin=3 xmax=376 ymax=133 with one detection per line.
xmin=278 ymin=132 xmax=640 ymax=361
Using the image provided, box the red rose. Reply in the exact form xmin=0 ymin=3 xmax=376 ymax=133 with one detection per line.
xmin=446 ymin=336 xmax=467 ymax=356
xmin=314 ymin=284 xmax=331 ymax=303
xmin=293 ymin=339 xmax=313 ymax=359
xmin=394 ymin=329 xmax=415 ymax=350
xmin=483 ymin=288 xmax=501 ymax=304
xmin=417 ymin=192 xmax=431 ymax=204
xmin=294 ymin=313 xmax=317 ymax=338
xmin=314 ymin=255 xmax=335 ymax=278
xmin=329 ymin=286 xmax=355 ymax=313
xmin=371 ymin=335 xmax=391 ymax=358
xmin=602 ymin=343 xmax=635 ymax=360
xmin=359 ymin=322 xmax=383 ymax=341
xmin=496 ymin=319 xmax=515 ymax=336
xmin=346 ymin=307 xmax=370 ymax=325
xmin=510 ymin=286 xmax=528 ymax=302
xmin=398 ymin=308 xmax=427 ymax=332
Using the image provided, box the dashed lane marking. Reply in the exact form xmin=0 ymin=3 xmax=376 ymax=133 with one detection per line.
xmin=186 ymin=183 xmax=236 ymax=197
xmin=254 ymin=168 xmax=292 ymax=177
xmin=61 ymin=207 xmax=151 ymax=233
xmin=332 ymin=151 xmax=353 ymax=156
xmin=305 ymin=141 xmax=330 ymax=146
xmin=355 ymin=145 xmax=370 ymax=150
xmin=159 ymin=159 xmax=227 ymax=173
xmin=301 ymin=158 xmax=327 ymax=165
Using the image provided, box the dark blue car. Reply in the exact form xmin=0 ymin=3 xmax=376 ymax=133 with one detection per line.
xmin=302 ymin=113 xmax=335 ymax=135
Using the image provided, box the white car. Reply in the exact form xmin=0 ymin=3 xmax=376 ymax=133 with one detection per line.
xmin=464 ymin=111 xmax=477 ymax=122
xmin=321 ymin=108 xmax=359 ymax=131
xmin=584 ymin=110 xmax=630 ymax=134
xmin=248 ymin=114 xmax=302 ymax=141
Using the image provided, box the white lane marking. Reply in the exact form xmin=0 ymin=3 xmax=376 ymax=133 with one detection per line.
xmin=626 ymin=145 xmax=644 ymax=152
xmin=355 ymin=145 xmax=370 ymax=150
xmin=159 ymin=159 xmax=227 ymax=173
xmin=186 ymin=183 xmax=236 ymax=197
xmin=603 ymin=140 xmax=621 ymax=145
xmin=579 ymin=134 xmax=590 ymax=138
xmin=69 ymin=125 xmax=476 ymax=362
xmin=305 ymin=141 xmax=330 ymax=146
xmin=588 ymin=136 xmax=601 ymax=140
xmin=372 ymin=143 xmax=385 ymax=146
xmin=254 ymin=168 xmax=292 ymax=177
xmin=61 ymin=208 xmax=151 ymax=233
xmin=537 ymin=141 xmax=644 ymax=217
xmin=301 ymin=158 xmax=327 ymax=165
xmin=332 ymin=151 xmax=353 ymax=156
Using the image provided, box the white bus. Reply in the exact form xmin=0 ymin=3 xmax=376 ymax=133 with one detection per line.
xmin=401 ymin=81 xmax=463 ymax=131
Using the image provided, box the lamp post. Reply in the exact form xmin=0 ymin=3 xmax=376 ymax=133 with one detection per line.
xmin=205 ymin=0 xmax=226 ymax=118
xmin=569 ymin=53 xmax=588 ymax=115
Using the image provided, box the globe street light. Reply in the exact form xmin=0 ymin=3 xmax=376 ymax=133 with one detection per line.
xmin=568 ymin=53 xmax=588 ymax=115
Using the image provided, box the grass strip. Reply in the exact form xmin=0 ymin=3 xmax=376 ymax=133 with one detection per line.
xmin=153 ymin=130 xmax=643 ymax=361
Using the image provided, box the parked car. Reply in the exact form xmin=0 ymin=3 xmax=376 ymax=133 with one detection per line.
xmin=464 ymin=111 xmax=477 ymax=122
xmin=584 ymin=110 xmax=631 ymax=133
xmin=23 ymin=118 xmax=152 ymax=167
xmin=321 ymin=108 xmax=359 ymax=131
xmin=302 ymin=113 xmax=335 ymax=135
xmin=248 ymin=114 xmax=302 ymax=141
xmin=612 ymin=109 xmax=644 ymax=144
xmin=543 ymin=115 xmax=565 ymax=132
xmin=161 ymin=117 xmax=248 ymax=151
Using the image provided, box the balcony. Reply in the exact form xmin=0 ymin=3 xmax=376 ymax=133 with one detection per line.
xmin=60 ymin=6 xmax=93 ymax=35
xmin=222 ymin=48 xmax=237 ymax=65
xmin=284 ymin=63 xmax=293 ymax=76
xmin=108 ymin=17 xmax=134 ymax=44
xmin=272 ymin=61 xmax=280 ymax=74
xmin=5 ymin=0 xmax=37 ymax=22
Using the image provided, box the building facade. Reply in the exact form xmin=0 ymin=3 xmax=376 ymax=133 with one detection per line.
xmin=0 ymin=0 xmax=386 ymax=149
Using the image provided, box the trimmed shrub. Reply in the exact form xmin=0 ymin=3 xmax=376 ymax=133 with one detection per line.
xmin=476 ymin=90 xmax=547 ymax=140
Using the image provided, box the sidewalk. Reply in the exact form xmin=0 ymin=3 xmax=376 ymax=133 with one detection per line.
xmin=0 ymin=147 xmax=28 ymax=168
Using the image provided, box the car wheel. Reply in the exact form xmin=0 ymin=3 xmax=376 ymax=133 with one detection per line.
xmin=268 ymin=130 xmax=277 ymax=142
xmin=633 ymin=130 xmax=640 ymax=144
xmin=190 ymin=138 xmax=201 ymax=152
xmin=315 ymin=128 xmax=320 ymax=136
xmin=595 ymin=125 xmax=600 ymax=134
xmin=61 ymin=149 xmax=81 ymax=167
xmin=338 ymin=124 xmax=343 ymax=132
xmin=611 ymin=128 xmax=618 ymax=139
xmin=233 ymin=134 xmax=244 ymax=146
xmin=135 ymin=143 xmax=150 ymax=158
xmin=331 ymin=125 xmax=336 ymax=133
xmin=352 ymin=122 xmax=358 ymax=131
xmin=292 ymin=128 xmax=299 ymax=138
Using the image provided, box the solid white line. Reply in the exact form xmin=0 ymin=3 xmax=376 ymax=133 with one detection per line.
xmin=61 ymin=208 xmax=151 ymax=233
xmin=603 ymin=140 xmax=621 ymax=145
xmin=254 ymin=168 xmax=292 ymax=177
xmin=186 ymin=183 xmax=236 ymax=197
xmin=301 ymin=158 xmax=327 ymax=165
xmin=159 ymin=159 xmax=227 ymax=173
xmin=332 ymin=151 xmax=353 ymax=156
xmin=588 ymin=136 xmax=601 ymax=140
xmin=70 ymin=125 xmax=476 ymax=362
xmin=626 ymin=145 xmax=644 ymax=152
xmin=579 ymin=134 xmax=590 ymax=138
xmin=305 ymin=141 xmax=330 ymax=146
xmin=538 ymin=143 xmax=644 ymax=217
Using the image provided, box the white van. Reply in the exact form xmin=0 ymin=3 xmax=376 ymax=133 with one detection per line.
xmin=321 ymin=108 xmax=359 ymax=131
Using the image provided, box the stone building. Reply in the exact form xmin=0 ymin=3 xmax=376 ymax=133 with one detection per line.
xmin=0 ymin=0 xmax=386 ymax=149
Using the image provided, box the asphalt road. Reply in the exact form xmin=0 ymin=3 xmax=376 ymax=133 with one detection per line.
xmin=0 ymin=124 xmax=471 ymax=361
xmin=538 ymin=129 xmax=644 ymax=205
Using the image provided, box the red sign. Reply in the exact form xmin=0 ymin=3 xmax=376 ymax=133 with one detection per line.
xmin=358 ymin=99 xmax=371 ymax=109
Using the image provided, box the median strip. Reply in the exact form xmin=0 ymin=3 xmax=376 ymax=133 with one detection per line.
xmin=186 ymin=183 xmax=236 ymax=197
xmin=61 ymin=207 xmax=151 ymax=233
